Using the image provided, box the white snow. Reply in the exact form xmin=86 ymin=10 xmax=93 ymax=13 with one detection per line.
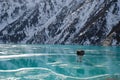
xmin=0 ymin=0 xmax=120 ymax=45
xmin=106 ymin=1 xmax=120 ymax=33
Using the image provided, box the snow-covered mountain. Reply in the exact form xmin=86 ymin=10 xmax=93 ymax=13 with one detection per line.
xmin=0 ymin=0 xmax=120 ymax=45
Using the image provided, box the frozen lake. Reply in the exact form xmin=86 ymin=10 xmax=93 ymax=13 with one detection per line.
xmin=0 ymin=44 xmax=120 ymax=80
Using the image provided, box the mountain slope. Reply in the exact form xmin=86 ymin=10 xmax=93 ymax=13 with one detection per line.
xmin=0 ymin=0 xmax=120 ymax=45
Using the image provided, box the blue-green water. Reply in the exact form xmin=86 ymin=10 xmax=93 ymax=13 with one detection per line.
xmin=0 ymin=44 xmax=120 ymax=80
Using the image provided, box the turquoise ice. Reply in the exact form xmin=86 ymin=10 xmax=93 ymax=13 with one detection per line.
xmin=0 ymin=44 xmax=120 ymax=80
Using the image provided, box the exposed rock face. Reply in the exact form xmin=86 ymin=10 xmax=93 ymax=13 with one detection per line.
xmin=0 ymin=0 xmax=120 ymax=45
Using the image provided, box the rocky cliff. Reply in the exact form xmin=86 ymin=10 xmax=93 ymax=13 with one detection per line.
xmin=0 ymin=0 xmax=120 ymax=45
